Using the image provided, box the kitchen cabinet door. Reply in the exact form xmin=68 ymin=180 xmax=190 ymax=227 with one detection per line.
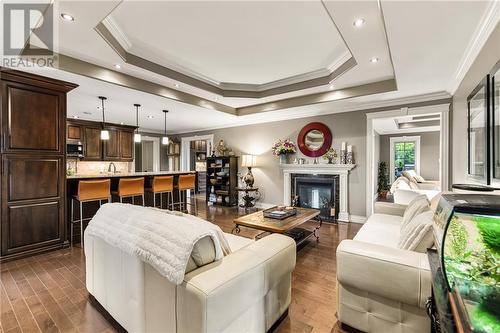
xmin=103 ymin=128 xmax=120 ymax=160
xmin=119 ymin=130 xmax=134 ymax=161
xmin=83 ymin=127 xmax=102 ymax=160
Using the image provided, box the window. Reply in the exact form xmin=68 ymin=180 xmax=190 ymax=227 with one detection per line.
xmin=390 ymin=136 xmax=421 ymax=183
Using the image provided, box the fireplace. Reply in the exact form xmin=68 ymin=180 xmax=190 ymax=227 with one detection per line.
xmin=291 ymin=174 xmax=339 ymax=222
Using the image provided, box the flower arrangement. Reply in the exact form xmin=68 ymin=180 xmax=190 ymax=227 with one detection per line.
xmin=323 ymin=148 xmax=337 ymax=161
xmin=272 ymin=139 xmax=296 ymax=156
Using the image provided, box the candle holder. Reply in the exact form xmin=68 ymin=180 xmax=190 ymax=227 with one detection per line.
xmin=346 ymin=151 xmax=354 ymax=164
xmin=340 ymin=150 xmax=346 ymax=164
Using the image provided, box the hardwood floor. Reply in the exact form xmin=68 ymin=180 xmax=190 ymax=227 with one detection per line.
xmin=0 ymin=200 xmax=361 ymax=333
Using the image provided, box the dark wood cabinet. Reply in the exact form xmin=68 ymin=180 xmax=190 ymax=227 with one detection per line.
xmin=103 ymin=128 xmax=120 ymax=160
xmin=67 ymin=120 xmax=135 ymax=161
xmin=119 ymin=130 xmax=134 ymax=161
xmin=0 ymin=68 xmax=77 ymax=262
xmin=83 ymin=126 xmax=102 ymax=160
xmin=67 ymin=123 xmax=82 ymax=140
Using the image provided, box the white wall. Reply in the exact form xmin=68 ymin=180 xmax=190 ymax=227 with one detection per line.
xmin=452 ymin=24 xmax=499 ymax=185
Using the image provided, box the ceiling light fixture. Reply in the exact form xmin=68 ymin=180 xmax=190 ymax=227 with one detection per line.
xmin=147 ymin=115 xmax=154 ymax=119
xmin=174 ymin=83 xmax=179 ymax=88
xmin=370 ymin=57 xmax=379 ymax=63
xmin=114 ymin=64 xmax=121 ymax=69
xmin=134 ymin=104 xmax=141 ymax=143
xmin=73 ymin=115 xmax=79 ymax=119
xmin=353 ymin=18 xmax=365 ymax=27
xmin=162 ymin=110 xmax=169 ymax=145
xmin=329 ymin=84 xmax=334 ymax=90
xmin=60 ymin=13 xmax=75 ymax=22
xmin=98 ymin=96 xmax=109 ymax=140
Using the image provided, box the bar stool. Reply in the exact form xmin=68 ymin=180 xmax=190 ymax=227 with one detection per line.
xmin=113 ymin=177 xmax=145 ymax=205
xmin=71 ymin=179 xmax=111 ymax=247
xmin=146 ymin=175 xmax=174 ymax=209
xmin=174 ymin=174 xmax=197 ymax=214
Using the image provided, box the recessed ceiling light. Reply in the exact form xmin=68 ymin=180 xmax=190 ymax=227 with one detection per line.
xmin=353 ymin=18 xmax=365 ymax=27
xmin=72 ymin=115 xmax=79 ymax=119
xmin=370 ymin=57 xmax=379 ymax=63
xmin=329 ymin=84 xmax=334 ymax=90
xmin=147 ymin=115 xmax=154 ymax=119
xmin=60 ymin=13 xmax=75 ymax=22
xmin=114 ymin=64 xmax=121 ymax=69
xmin=120 ymin=122 xmax=124 ymax=125
xmin=174 ymin=83 xmax=179 ymax=88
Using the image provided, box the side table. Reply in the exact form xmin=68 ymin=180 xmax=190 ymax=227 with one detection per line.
xmin=236 ymin=187 xmax=259 ymax=209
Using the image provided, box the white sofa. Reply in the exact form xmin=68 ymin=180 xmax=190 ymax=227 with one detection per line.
xmin=391 ymin=176 xmax=440 ymax=204
xmin=336 ymin=201 xmax=432 ymax=333
xmin=85 ymin=231 xmax=296 ymax=333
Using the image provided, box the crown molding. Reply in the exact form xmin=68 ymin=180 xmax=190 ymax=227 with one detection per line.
xmin=449 ymin=0 xmax=500 ymax=94
xmin=95 ymin=6 xmax=358 ymax=98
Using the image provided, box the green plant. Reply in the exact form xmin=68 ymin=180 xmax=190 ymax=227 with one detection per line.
xmin=377 ymin=162 xmax=390 ymax=194
xmin=446 ymin=216 xmax=468 ymax=258
xmin=475 ymin=216 xmax=500 ymax=255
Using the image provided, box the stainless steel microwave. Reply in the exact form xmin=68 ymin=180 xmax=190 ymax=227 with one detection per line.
xmin=67 ymin=143 xmax=84 ymax=158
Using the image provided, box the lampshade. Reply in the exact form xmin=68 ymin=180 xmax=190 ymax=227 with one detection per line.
xmin=134 ymin=133 xmax=142 ymax=143
xmin=162 ymin=136 xmax=169 ymax=145
xmin=241 ymin=155 xmax=257 ymax=167
xmin=100 ymin=129 xmax=109 ymax=140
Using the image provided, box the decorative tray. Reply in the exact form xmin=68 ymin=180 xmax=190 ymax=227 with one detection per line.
xmin=263 ymin=206 xmax=297 ymax=220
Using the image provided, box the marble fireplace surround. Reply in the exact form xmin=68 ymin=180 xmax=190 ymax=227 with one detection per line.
xmin=281 ymin=164 xmax=356 ymax=222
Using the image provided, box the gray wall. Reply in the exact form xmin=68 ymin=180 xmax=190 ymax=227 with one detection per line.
xmin=379 ymin=131 xmax=440 ymax=181
xmin=181 ymin=111 xmax=369 ymax=217
xmin=452 ymin=24 xmax=499 ymax=185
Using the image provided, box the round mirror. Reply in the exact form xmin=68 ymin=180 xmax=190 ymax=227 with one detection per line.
xmin=304 ymin=130 xmax=324 ymax=151
xmin=297 ymin=122 xmax=332 ymax=157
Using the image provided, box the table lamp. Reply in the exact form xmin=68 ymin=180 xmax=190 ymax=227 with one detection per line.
xmin=241 ymin=155 xmax=257 ymax=188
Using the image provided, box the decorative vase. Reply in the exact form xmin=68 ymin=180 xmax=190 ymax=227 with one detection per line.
xmin=340 ymin=150 xmax=346 ymax=164
xmin=279 ymin=154 xmax=288 ymax=164
xmin=346 ymin=151 xmax=354 ymax=164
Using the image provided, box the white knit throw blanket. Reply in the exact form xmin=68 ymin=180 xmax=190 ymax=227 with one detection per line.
xmin=85 ymin=203 xmax=231 ymax=285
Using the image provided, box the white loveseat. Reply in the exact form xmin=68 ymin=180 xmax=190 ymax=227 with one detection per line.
xmin=391 ymin=176 xmax=441 ymax=204
xmin=336 ymin=201 xmax=432 ymax=333
xmin=85 ymin=230 xmax=296 ymax=332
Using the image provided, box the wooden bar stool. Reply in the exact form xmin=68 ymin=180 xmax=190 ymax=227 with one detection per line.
xmin=113 ymin=177 xmax=145 ymax=206
xmin=146 ymin=175 xmax=174 ymax=210
xmin=174 ymin=174 xmax=197 ymax=214
xmin=71 ymin=179 xmax=111 ymax=247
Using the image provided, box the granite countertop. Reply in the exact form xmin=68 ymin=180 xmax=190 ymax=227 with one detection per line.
xmin=67 ymin=170 xmax=196 ymax=179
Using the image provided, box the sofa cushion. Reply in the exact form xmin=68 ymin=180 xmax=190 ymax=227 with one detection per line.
xmin=402 ymin=170 xmax=425 ymax=183
xmin=401 ymin=195 xmax=429 ymax=230
xmin=353 ymin=214 xmax=402 ymax=248
xmin=185 ymin=233 xmax=254 ymax=273
xmin=390 ymin=177 xmax=411 ymax=193
xmin=398 ymin=211 xmax=434 ymax=252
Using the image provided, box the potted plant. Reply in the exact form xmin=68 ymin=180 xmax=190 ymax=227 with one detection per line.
xmin=322 ymin=148 xmax=338 ymax=164
xmin=272 ymin=139 xmax=296 ymax=164
xmin=377 ymin=161 xmax=390 ymax=199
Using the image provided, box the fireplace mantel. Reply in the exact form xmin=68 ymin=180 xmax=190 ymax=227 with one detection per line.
xmin=281 ymin=163 xmax=356 ymax=222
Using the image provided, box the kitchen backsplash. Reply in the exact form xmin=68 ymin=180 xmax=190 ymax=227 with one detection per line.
xmin=68 ymin=161 xmax=133 ymax=175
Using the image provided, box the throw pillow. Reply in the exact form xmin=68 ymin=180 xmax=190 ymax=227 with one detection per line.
xmin=398 ymin=210 xmax=434 ymax=252
xmin=414 ymin=174 xmax=425 ymax=183
xmin=402 ymin=171 xmax=416 ymax=183
xmin=391 ymin=176 xmax=411 ymax=193
xmin=401 ymin=194 xmax=429 ymax=230
xmin=409 ymin=181 xmax=420 ymax=190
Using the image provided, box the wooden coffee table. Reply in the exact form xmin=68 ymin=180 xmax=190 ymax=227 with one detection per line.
xmin=232 ymin=207 xmax=321 ymax=247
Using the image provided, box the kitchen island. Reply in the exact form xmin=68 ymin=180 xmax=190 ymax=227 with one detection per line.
xmin=66 ymin=171 xmax=197 ymax=244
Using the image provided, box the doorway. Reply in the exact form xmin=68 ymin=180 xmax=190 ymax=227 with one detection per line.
xmin=366 ymin=103 xmax=450 ymax=215
xmin=135 ymin=136 xmax=160 ymax=172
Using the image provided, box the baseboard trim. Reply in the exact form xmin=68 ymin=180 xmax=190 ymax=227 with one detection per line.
xmin=350 ymin=215 xmax=367 ymax=224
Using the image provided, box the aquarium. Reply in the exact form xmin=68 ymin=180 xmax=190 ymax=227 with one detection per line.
xmin=433 ymin=194 xmax=500 ymax=333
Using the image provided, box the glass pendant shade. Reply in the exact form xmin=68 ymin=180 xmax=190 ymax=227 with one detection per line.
xmin=100 ymin=129 xmax=109 ymax=140
xmin=162 ymin=110 xmax=169 ymax=145
xmin=134 ymin=133 xmax=142 ymax=143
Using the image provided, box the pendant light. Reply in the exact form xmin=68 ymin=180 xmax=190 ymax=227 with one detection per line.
xmin=133 ymin=103 xmax=141 ymax=143
xmin=98 ymin=96 xmax=109 ymax=140
xmin=162 ymin=110 xmax=169 ymax=145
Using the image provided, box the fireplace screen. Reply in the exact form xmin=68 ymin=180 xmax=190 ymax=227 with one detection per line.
xmin=291 ymin=174 xmax=339 ymax=221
